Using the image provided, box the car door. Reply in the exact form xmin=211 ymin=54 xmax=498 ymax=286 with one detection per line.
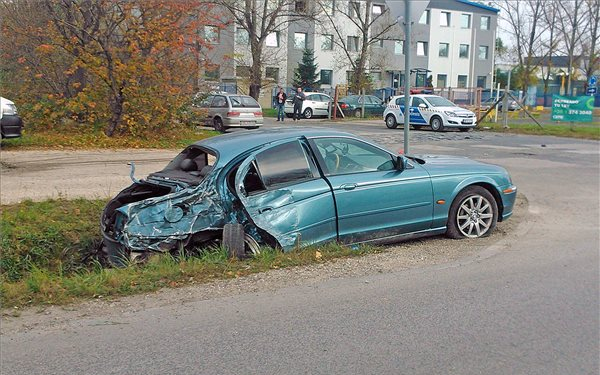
xmin=409 ymin=97 xmax=429 ymax=126
xmin=367 ymin=96 xmax=385 ymax=115
xmin=314 ymin=94 xmax=331 ymax=116
xmin=308 ymin=137 xmax=434 ymax=244
xmin=234 ymin=139 xmax=337 ymax=250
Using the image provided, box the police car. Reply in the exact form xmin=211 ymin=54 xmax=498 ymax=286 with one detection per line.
xmin=384 ymin=94 xmax=477 ymax=132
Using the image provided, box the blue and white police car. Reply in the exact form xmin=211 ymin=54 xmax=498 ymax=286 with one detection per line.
xmin=384 ymin=94 xmax=477 ymax=132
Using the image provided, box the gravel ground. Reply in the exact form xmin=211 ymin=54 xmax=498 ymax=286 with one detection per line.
xmin=1 ymin=195 xmax=526 ymax=334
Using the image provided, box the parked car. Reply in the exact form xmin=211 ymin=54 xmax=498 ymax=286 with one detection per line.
xmin=384 ymin=94 xmax=477 ymax=132
xmin=101 ymin=128 xmax=517 ymax=265
xmin=196 ymin=92 xmax=263 ymax=132
xmin=284 ymin=92 xmax=331 ymax=119
xmin=338 ymin=95 xmax=386 ymax=117
xmin=1 ymin=97 xmax=23 ymax=138
xmin=481 ymin=97 xmax=519 ymax=112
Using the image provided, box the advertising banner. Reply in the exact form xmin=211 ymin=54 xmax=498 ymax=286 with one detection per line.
xmin=551 ymin=95 xmax=594 ymax=122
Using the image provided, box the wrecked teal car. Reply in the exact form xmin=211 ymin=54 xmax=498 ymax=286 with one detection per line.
xmin=101 ymin=128 xmax=517 ymax=264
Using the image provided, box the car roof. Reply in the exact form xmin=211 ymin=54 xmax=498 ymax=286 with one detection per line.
xmin=194 ymin=127 xmax=358 ymax=165
xmin=304 ymin=92 xmax=329 ymax=96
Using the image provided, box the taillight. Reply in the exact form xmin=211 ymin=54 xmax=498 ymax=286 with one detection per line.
xmin=227 ymin=111 xmax=240 ymax=117
xmin=254 ymin=111 xmax=263 ymax=116
xmin=341 ymin=103 xmax=348 ymax=109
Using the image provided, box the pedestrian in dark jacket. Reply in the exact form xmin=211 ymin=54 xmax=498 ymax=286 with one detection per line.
xmin=275 ymin=87 xmax=287 ymax=121
xmin=292 ymin=87 xmax=306 ymax=121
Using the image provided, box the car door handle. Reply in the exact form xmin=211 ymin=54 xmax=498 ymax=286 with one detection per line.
xmin=258 ymin=207 xmax=273 ymax=214
xmin=340 ymin=183 xmax=357 ymax=191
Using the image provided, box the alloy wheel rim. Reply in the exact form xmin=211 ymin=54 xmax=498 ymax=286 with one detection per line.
xmin=456 ymin=194 xmax=494 ymax=238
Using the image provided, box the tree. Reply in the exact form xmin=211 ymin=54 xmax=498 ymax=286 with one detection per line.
xmin=1 ymin=0 xmax=224 ymax=136
xmin=215 ymin=0 xmax=315 ymax=100
xmin=540 ymin=1 xmax=560 ymax=106
xmin=556 ymin=0 xmax=586 ymax=95
xmin=582 ymin=0 xmax=600 ymax=83
xmin=315 ymin=0 xmax=397 ymax=93
xmin=293 ymin=49 xmax=319 ymax=89
xmin=495 ymin=37 xmax=507 ymax=61
xmin=497 ymin=0 xmax=546 ymax=94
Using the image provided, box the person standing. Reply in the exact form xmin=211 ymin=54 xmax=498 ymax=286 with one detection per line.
xmin=275 ymin=87 xmax=287 ymax=121
xmin=292 ymin=87 xmax=306 ymax=121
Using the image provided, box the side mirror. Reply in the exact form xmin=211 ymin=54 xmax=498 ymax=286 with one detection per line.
xmin=418 ymin=103 xmax=427 ymax=109
xmin=395 ymin=155 xmax=406 ymax=171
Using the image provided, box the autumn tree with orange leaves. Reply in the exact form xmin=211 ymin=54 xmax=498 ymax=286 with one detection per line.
xmin=0 ymin=0 xmax=226 ymax=137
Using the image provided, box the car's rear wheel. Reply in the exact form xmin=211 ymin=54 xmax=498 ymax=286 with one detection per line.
xmin=430 ymin=116 xmax=444 ymax=132
xmin=222 ymin=223 xmax=261 ymax=259
xmin=447 ymin=186 xmax=498 ymax=239
xmin=385 ymin=114 xmax=397 ymax=129
xmin=213 ymin=117 xmax=225 ymax=132
xmin=354 ymin=109 xmax=362 ymax=118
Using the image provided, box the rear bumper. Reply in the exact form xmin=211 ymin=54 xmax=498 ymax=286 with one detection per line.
xmin=223 ymin=117 xmax=264 ymax=128
xmin=1 ymin=115 xmax=23 ymax=138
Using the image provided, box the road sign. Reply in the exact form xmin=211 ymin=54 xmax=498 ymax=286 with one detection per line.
xmin=587 ymin=87 xmax=597 ymax=95
xmin=551 ymin=95 xmax=594 ymax=122
xmin=588 ymin=75 xmax=597 ymax=87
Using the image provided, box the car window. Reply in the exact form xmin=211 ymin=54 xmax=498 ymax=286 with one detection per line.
xmin=307 ymin=94 xmax=318 ymax=101
xmin=426 ymin=96 xmax=456 ymax=107
xmin=212 ymin=96 xmax=227 ymax=108
xmin=368 ymin=96 xmax=383 ymax=105
xmin=395 ymin=97 xmax=405 ymax=106
xmin=312 ymin=138 xmax=395 ymax=176
xmin=412 ymin=97 xmax=426 ymax=107
xmin=252 ymin=141 xmax=315 ymax=190
xmin=200 ymin=95 xmax=214 ymax=108
xmin=229 ymin=95 xmax=260 ymax=108
xmin=319 ymin=94 xmax=330 ymax=102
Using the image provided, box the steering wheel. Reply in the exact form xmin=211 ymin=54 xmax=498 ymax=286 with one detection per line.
xmin=325 ymin=152 xmax=340 ymax=173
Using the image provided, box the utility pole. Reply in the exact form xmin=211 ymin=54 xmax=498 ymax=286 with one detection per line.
xmin=403 ymin=0 xmax=411 ymax=154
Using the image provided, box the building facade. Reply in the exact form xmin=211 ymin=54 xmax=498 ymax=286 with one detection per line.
xmin=200 ymin=0 xmax=498 ymax=106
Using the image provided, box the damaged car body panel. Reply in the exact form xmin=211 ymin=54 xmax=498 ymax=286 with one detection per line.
xmin=101 ymin=128 xmax=517 ymax=263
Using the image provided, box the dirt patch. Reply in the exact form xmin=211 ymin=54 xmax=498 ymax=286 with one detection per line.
xmin=1 ymin=195 xmax=528 ymax=335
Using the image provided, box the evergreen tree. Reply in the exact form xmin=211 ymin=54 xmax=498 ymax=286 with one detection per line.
xmin=293 ymin=49 xmax=320 ymax=89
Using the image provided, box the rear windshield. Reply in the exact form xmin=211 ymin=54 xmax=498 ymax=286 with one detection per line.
xmin=230 ymin=95 xmax=260 ymax=108
xmin=426 ymin=97 xmax=456 ymax=107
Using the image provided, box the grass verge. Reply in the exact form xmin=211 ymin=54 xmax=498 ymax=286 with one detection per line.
xmin=1 ymin=199 xmax=379 ymax=308
xmin=0 ymin=127 xmax=219 ymax=150
xmin=480 ymin=121 xmax=600 ymax=140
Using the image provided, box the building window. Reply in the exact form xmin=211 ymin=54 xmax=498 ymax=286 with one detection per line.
xmin=459 ymin=44 xmax=469 ymax=58
xmin=294 ymin=32 xmax=307 ymax=49
xmin=346 ymin=70 xmax=354 ymax=83
xmin=461 ymin=13 xmax=471 ymax=29
xmin=237 ymin=65 xmax=251 ymax=78
xmin=437 ymin=74 xmax=447 ymax=88
xmin=204 ymin=26 xmax=220 ymax=44
xmin=348 ymin=36 xmax=359 ymax=52
xmin=480 ymin=16 xmax=490 ymax=30
xmin=205 ymin=64 xmax=220 ymax=81
xmin=476 ymin=75 xmax=487 ymax=88
xmin=419 ymin=9 xmax=430 ymax=24
xmin=478 ymin=45 xmax=489 ymax=60
xmin=394 ymin=40 xmax=404 ymax=55
xmin=370 ymin=71 xmax=382 ymax=81
xmin=295 ymin=0 xmax=306 ymax=12
xmin=322 ymin=34 xmax=333 ymax=50
xmin=266 ymin=32 xmax=279 ymax=47
xmin=266 ymin=67 xmax=279 ymax=82
xmin=320 ymin=69 xmax=333 ymax=85
xmin=373 ymin=38 xmax=384 ymax=48
xmin=417 ymin=41 xmax=428 ymax=56
xmin=372 ymin=4 xmax=384 ymax=15
xmin=457 ymin=75 xmax=468 ymax=88
xmin=438 ymin=42 xmax=449 ymax=57
xmin=349 ymin=2 xmax=360 ymax=17
xmin=235 ymin=27 xmax=249 ymax=45
xmin=440 ymin=11 xmax=451 ymax=27
xmin=322 ymin=0 xmax=335 ymax=15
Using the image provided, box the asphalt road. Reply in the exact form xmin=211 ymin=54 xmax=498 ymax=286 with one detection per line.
xmin=1 ymin=120 xmax=599 ymax=374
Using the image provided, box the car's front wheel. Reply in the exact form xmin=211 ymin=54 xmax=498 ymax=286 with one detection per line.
xmin=354 ymin=109 xmax=362 ymax=118
xmin=446 ymin=186 xmax=498 ymax=239
xmin=303 ymin=108 xmax=313 ymax=119
xmin=430 ymin=116 xmax=444 ymax=131
xmin=385 ymin=114 xmax=397 ymax=129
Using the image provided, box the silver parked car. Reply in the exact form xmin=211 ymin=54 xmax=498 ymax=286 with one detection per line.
xmin=198 ymin=93 xmax=263 ymax=132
